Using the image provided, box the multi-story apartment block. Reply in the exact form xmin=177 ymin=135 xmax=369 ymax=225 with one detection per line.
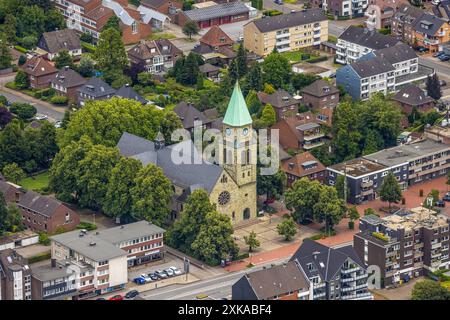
xmin=336 ymin=26 xmax=399 ymax=64
xmin=53 ymin=0 xmax=151 ymax=44
xmin=354 ymin=207 xmax=450 ymax=287
xmin=257 ymin=89 xmax=300 ymax=120
xmin=18 ymin=191 xmax=80 ymax=234
xmin=324 ymin=0 xmax=368 ymax=18
xmin=364 ymin=0 xmax=408 ymax=31
xmin=336 ymin=43 xmax=433 ymax=100
xmin=127 ymin=39 xmax=183 ymax=74
xmin=290 ymin=239 xmax=373 ymax=300
xmin=243 ymin=9 xmax=328 ymax=57
xmin=391 ymin=3 xmax=423 ymax=44
xmin=301 ymin=79 xmax=340 ymax=110
xmin=0 ymin=249 xmax=32 ymax=300
xmin=328 ymin=139 xmax=450 ymax=204
xmin=50 ymin=221 xmax=165 ymax=298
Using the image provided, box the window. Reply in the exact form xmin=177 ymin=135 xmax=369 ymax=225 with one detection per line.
xmin=132 ymin=21 xmax=138 ymax=34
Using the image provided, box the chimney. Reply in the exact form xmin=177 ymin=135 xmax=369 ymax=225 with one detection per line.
xmin=64 ymin=65 xmax=69 ymax=71
xmin=312 ymin=251 xmax=320 ymax=259
xmin=51 ymin=259 xmax=56 ymax=268
xmin=154 ymin=132 xmax=165 ymax=150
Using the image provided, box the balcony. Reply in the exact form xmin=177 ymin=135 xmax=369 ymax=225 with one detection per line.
xmin=303 ymin=140 xmax=324 ymax=150
xmin=414 ymin=243 xmax=423 ymax=249
xmin=276 ymin=38 xmax=290 ymax=46
xmin=336 ymin=42 xmax=346 ymax=49
xmin=341 ymin=292 xmax=372 ymax=300
xmin=342 ymin=266 xmax=360 ymax=274
xmin=276 ymin=32 xmax=290 ymax=39
xmin=361 ymin=189 xmax=374 ymax=196
xmin=354 ymin=273 xmax=368 ymax=281
xmin=341 ymin=276 xmax=356 ymax=283
xmin=314 ymin=282 xmax=326 ymax=289
xmin=277 ymin=46 xmax=291 ymax=53
xmin=432 ymin=242 xmax=442 ymax=249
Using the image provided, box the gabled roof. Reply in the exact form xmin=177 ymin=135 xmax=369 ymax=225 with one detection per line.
xmin=39 ymin=29 xmax=81 ymax=54
xmin=51 ymin=67 xmax=86 ymax=89
xmin=137 ymin=5 xmax=170 ymax=24
xmin=394 ymin=3 xmax=423 ymax=24
xmin=412 ymin=12 xmax=447 ymax=37
xmin=241 ymin=261 xmax=310 ymax=299
xmin=173 ymin=101 xmax=213 ymax=129
xmin=281 ymin=152 xmax=326 ymax=178
xmin=116 ymin=132 xmax=223 ymax=194
xmin=257 ymin=89 xmax=299 ymax=109
xmin=18 ymin=191 xmax=64 ymax=217
xmin=301 ymin=79 xmax=339 ymax=98
xmin=115 ymin=84 xmax=147 ymax=104
xmin=200 ymin=26 xmax=234 ymax=48
xmin=22 ymin=56 xmax=58 ymax=77
xmin=223 ymin=82 xmax=252 ymax=127
xmin=127 ymin=39 xmax=182 ymax=61
xmin=290 ymin=239 xmax=366 ymax=282
xmin=338 ymin=26 xmax=400 ymax=50
xmin=349 ymin=56 xmax=395 ymax=78
xmin=373 ymin=43 xmax=417 ymax=64
xmin=199 ymin=63 xmax=221 ymax=74
xmin=392 ymin=84 xmax=434 ymax=106
xmin=251 ymin=9 xmax=326 ymax=33
xmin=77 ymin=77 xmax=116 ymax=97
xmin=140 ymin=0 xmax=173 ymax=9
xmin=184 ymin=2 xmax=249 ymax=22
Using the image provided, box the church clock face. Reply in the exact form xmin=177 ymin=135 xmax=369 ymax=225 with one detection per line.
xmin=218 ymin=191 xmax=231 ymax=206
xmin=226 ymin=128 xmax=232 ymax=136
xmin=243 ymin=128 xmax=249 ymax=136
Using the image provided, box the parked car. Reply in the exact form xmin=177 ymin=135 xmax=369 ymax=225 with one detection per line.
xmin=108 ymin=294 xmax=123 ymax=301
xmin=35 ymin=114 xmax=48 ymax=120
xmin=435 ymin=200 xmax=445 ymax=207
xmin=274 ymin=0 xmax=283 ymax=4
xmin=433 ymin=51 xmax=445 ymax=57
xmin=443 ymin=193 xmax=450 ymax=202
xmin=329 ymin=73 xmax=336 ymax=78
xmin=140 ymin=274 xmax=152 ymax=283
xmin=125 ymin=290 xmax=140 ymax=299
xmin=148 ymin=273 xmax=158 ymax=281
xmin=164 ymin=268 xmax=174 ymax=277
xmin=439 ymin=54 xmax=450 ymax=61
xmin=133 ymin=276 xmax=146 ymax=285
xmin=169 ymin=266 xmax=182 ymax=276
xmin=155 ymin=270 xmax=168 ymax=279
xmin=439 ymin=80 xmax=447 ymax=86
xmin=54 ymin=120 xmax=62 ymax=128
xmin=417 ymin=46 xmax=429 ymax=53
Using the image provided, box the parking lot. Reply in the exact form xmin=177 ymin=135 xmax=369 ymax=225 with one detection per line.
xmin=128 ymin=254 xmax=186 ymax=282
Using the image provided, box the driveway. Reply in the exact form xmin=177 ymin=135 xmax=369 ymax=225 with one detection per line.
xmin=372 ymin=277 xmax=422 ymax=300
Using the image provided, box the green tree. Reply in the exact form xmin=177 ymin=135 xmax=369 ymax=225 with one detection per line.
xmin=94 ymin=28 xmax=128 ymax=73
xmin=2 ymin=162 xmax=25 ymax=183
xmin=260 ymin=103 xmax=277 ymax=127
xmin=182 ymin=20 xmax=199 ymax=39
xmin=0 ymin=106 xmax=12 ymax=129
xmin=292 ymin=73 xmax=319 ymax=91
xmin=411 ymin=280 xmax=450 ymax=300
xmin=277 ymin=217 xmax=297 ymax=241
xmin=16 ymin=5 xmax=45 ymax=38
xmin=348 ymin=206 xmax=359 ymax=229
xmin=262 ymin=52 xmax=292 ymax=89
xmin=236 ymin=43 xmax=247 ymax=78
xmin=379 ymin=171 xmax=402 ymax=209
xmin=160 ymin=110 xmax=183 ymax=144
xmin=104 ymin=16 xmax=122 ymax=35
xmin=9 ymin=102 xmax=36 ymax=120
xmin=426 ymin=74 xmax=442 ymax=101
xmin=263 ymin=83 xmax=276 ymax=94
xmin=4 ymin=203 xmax=23 ymax=233
xmin=77 ymin=56 xmax=95 ymax=77
xmin=285 ymin=177 xmax=322 ymax=223
xmin=257 ymin=166 xmax=286 ymax=201
xmin=245 ymin=63 xmax=263 ymax=92
xmin=14 ymin=70 xmax=29 ymax=89
xmin=244 ymin=230 xmax=260 ymax=252
xmin=167 ymin=189 xmax=217 ymax=253
xmin=245 ymin=90 xmax=262 ymax=115
xmin=335 ymin=174 xmax=347 ymax=201
xmin=76 ymin=144 xmax=120 ymax=209
xmin=131 ymin=164 xmax=173 ymax=225
xmin=53 ymin=50 xmax=73 ymax=69
xmin=0 ymin=35 xmax=12 ymax=70
xmin=191 ymin=211 xmax=238 ymax=265
xmin=313 ymin=185 xmax=346 ymax=234
xmin=0 ymin=193 xmax=8 ymax=235
xmin=103 ymin=157 xmax=142 ymax=219
xmin=44 ymin=9 xmax=66 ymax=32
xmin=2 ymin=14 xmax=17 ymax=43
xmin=0 ymin=120 xmax=30 ymax=168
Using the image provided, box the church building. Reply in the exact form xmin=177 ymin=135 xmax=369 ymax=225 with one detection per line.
xmin=116 ymin=82 xmax=257 ymax=225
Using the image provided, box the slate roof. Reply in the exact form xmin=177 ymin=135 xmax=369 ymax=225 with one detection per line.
xmin=338 ymin=26 xmax=400 ymax=50
xmin=173 ymin=101 xmax=213 ymax=129
xmin=22 ymin=56 xmax=58 ymax=77
xmin=412 ymin=12 xmax=447 ymax=37
xmin=373 ymin=43 xmax=417 ymax=65
xmin=128 ymin=39 xmax=182 ymax=61
xmin=117 ymin=132 xmax=223 ymax=193
xmin=290 ymin=239 xmax=366 ymax=282
xmin=184 ymin=2 xmax=249 ymax=22
xmin=251 ymin=9 xmax=326 ymax=33
xmin=38 ymin=29 xmax=81 ymax=54
xmin=50 ymin=67 xmax=86 ymax=89
xmin=301 ymin=79 xmax=339 ymax=98
xmin=242 ymin=261 xmax=310 ymax=299
xmin=394 ymin=3 xmax=423 ymax=25
xmin=257 ymin=89 xmax=299 ymax=109
xmin=199 ymin=63 xmax=221 ymax=74
xmin=200 ymin=26 xmax=234 ymax=48
xmin=77 ymin=77 xmax=116 ymax=97
xmin=349 ymin=56 xmax=395 ymax=78
xmin=392 ymin=84 xmax=434 ymax=106
xmin=115 ymin=84 xmax=147 ymax=104
xmin=18 ymin=191 xmax=63 ymax=217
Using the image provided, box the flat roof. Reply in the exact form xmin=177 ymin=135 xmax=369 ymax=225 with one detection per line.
xmin=364 ymin=139 xmax=450 ymax=167
xmin=95 ymin=220 xmax=165 ymax=244
xmin=329 ymin=157 xmax=388 ymax=178
xmin=184 ymin=2 xmax=249 ymax=22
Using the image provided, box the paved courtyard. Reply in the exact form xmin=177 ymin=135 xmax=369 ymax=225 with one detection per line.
xmin=371 ymin=277 xmax=423 ymax=300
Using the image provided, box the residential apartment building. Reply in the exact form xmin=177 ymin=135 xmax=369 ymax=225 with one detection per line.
xmin=257 ymin=89 xmax=301 ymax=120
xmin=18 ymin=191 xmax=80 ymax=234
xmin=323 ymin=0 xmax=352 ymax=18
xmin=301 ymin=79 xmax=340 ymax=110
xmin=281 ymin=152 xmax=327 ymax=187
xmin=336 ymin=26 xmax=399 ymax=64
xmin=290 ymin=239 xmax=373 ymax=300
xmin=391 ymin=84 xmax=435 ymax=116
xmin=50 ymin=221 xmax=165 ymax=298
xmin=77 ymin=77 xmax=116 ymax=106
xmin=391 ymin=3 xmax=424 ymax=44
xmin=50 ymin=67 xmax=87 ymax=102
xmin=127 ymin=39 xmax=183 ymax=74
xmin=0 ymin=249 xmax=32 ymax=300
xmin=354 ymin=207 xmax=450 ymax=287
xmin=53 ymin=0 xmax=151 ymax=44
xmin=364 ymin=0 xmax=408 ymax=31
xmin=243 ymin=9 xmax=328 ymax=57
xmin=328 ymin=139 xmax=450 ymax=204
xmin=336 ymin=43 xmax=433 ymax=100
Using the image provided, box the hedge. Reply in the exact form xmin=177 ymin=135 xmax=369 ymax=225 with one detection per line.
xmin=50 ymin=95 xmax=69 ymax=105
xmin=307 ymin=56 xmax=328 ymax=63
xmin=14 ymin=45 xmax=28 ymax=53
xmin=28 ymin=251 xmax=51 ymax=264
xmin=337 ymin=15 xmax=350 ymax=20
xmin=81 ymin=41 xmax=96 ymax=53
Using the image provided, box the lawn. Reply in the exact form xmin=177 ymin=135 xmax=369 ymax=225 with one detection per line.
xmin=19 ymin=171 xmax=50 ymax=191
xmin=148 ymin=32 xmax=176 ymax=41
xmin=280 ymin=51 xmax=304 ymax=63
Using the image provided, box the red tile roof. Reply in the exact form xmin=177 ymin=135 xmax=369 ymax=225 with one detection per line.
xmin=200 ymin=26 xmax=234 ymax=48
xmin=281 ymin=152 xmax=326 ymax=178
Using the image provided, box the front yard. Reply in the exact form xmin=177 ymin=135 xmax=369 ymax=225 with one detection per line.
xmin=19 ymin=171 xmax=50 ymax=191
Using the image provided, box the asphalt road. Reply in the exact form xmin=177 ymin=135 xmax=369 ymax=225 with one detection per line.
xmin=141 ymin=258 xmax=289 ymax=300
xmin=419 ymin=56 xmax=450 ymax=78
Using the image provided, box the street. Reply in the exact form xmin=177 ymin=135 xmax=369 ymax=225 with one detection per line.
xmin=140 ymin=258 xmax=289 ymax=300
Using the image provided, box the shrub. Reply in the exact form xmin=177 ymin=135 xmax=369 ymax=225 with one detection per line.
xmin=307 ymin=56 xmax=328 ymax=63
xmin=28 ymin=251 xmax=51 ymax=264
xmin=81 ymin=41 xmax=96 ymax=53
xmin=14 ymin=45 xmax=28 ymax=54
xmin=310 ymin=234 xmax=323 ymax=240
xmin=80 ymin=33 xmax=94 ymax=44
xmin=76 ymin=222 xmax=97 ymax=231
xmin=38 ymin=232 xmax=51 ymax=246
xmin=18 ymin=36 xmax=38 ymax=50
xmin=9 ymin=102 xmax=36 ymax=120
xmin=372 ymin=231 xmax=389 ymax=242
xmin=50 ymin=95 xmax=69 ymax=105
xmin=348 ymin=221 xmax=355 ymax=230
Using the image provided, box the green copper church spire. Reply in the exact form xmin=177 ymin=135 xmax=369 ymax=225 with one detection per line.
xmin=223 ymin=81 xmax=253 ymax=127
